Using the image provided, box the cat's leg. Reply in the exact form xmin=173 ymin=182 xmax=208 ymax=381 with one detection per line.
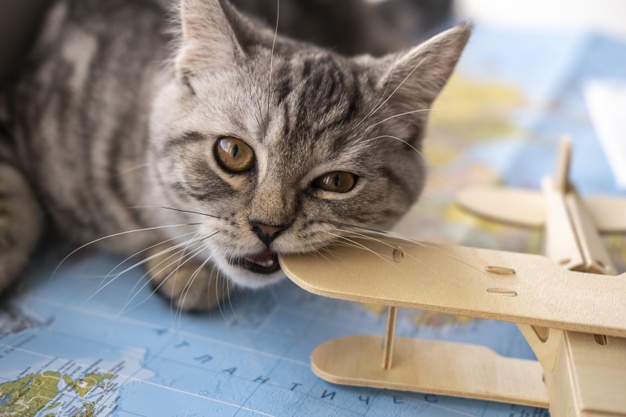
xmin=146 ymin=243 xmax=233 ymax=311
xmin=0 ymin=162 xmax=44 ymax=293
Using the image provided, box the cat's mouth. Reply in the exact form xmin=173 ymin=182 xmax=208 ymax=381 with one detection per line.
xmin=228 ymin=249 xmax=280 ymax=274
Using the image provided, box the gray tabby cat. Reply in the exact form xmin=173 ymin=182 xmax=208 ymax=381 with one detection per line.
xmin=0 ymin=0 xmax=470 ymax=309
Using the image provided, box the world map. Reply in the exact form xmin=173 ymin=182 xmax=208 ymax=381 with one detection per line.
xmin=2 ymin=25 xmax=626 ymax=417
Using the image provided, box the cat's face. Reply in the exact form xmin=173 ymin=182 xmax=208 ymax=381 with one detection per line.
xmin=149 ymin=0 xmax=470 ymax=288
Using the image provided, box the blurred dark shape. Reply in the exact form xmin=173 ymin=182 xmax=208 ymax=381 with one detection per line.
xmin=377 ymin=0 xmax=454 ymax=42
xmin=0 ymin=0 xmax=54 ymax=86
xmin=232 ymin=0 xmax=454 ymax=56
xmin=0 ymin=0 xmax=453 ymax=85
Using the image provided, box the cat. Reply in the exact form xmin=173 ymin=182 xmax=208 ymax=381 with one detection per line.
xmin=0 ymin=0 xmax=470 ymax=310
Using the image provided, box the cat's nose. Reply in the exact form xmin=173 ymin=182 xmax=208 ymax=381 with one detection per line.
xmin=250 ymin=221 xmax=287 ymax=247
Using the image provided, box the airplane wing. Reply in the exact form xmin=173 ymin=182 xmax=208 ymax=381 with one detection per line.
xmin=279 ymin=236 xmax=626 ymax=338
xmin=457 ymin=186 xmax=626 ymax=232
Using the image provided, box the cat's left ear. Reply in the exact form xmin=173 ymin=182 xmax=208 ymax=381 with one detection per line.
xmin=176 ymin=0 xmax=247 ymax=81
xmin=378 ymin=24 xmax=471 ymax=111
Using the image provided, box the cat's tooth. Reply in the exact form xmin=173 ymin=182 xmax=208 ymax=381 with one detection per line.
xmin=258 ymin=259 xmax=274 ymax=268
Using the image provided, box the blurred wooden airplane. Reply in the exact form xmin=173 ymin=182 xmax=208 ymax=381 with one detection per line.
xmin=279 ymin=138 xmax=626 ymax=417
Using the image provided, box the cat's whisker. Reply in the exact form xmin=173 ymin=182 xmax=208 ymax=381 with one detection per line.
xmin=363 ymin=133 xmax=461 ymax=192
xmin=126 ymin=242 xmax=202 ymax=311
xmin=319 ymin=219 xmax=388 ymax=237
xmin=362 ymin=75 xmax=393 ymax=128
xmin=99 ymin=233 xmax=208 ymax=287
xmin=177 ymin=252 xmax=214 ymax=328
xmin=338 ymin=223 xmax=442 ymax=252
xmin=168 ymin=230 xmax=217 ymax=305
xmin=355 ymin=53 xmax=432 ymax=131
xmin=162 ymin=243 xmax=206 ymax=325
xmin=85 ymin=233 xmax=205 ymax=306
xmin=127 ymin=205 xmax=219 ymax=219
xmin=327 ymin=239 xmax=395 ymax=261
xmin=148 ymin=234 xmax=203 ymax=279
xmin=145 ymin=248 xmax=208 ymax=320
xmin=337 ymin=228 xmax=442 ymax=277
xmin=119 ymin=243 xmax=208 ymax=316
xmin=371 ymin=54 xmax=431 ymax=119
xmin=266 ymin=0 xmax=280 ymax=115
xmin=123 ymin=231 xmax=203 ymax=307
xmin=316 ymin=245 xmax=342 ymax=262
xmin=367 ymin=108 xmax=435 ymax=129
xmin=221 ymin=268 xmax=239 ymax=324
xmin=363 ymin=134 xmax=421 ymax=155
xmin=342 ymin=71 xmax=394 ymax=139
xmin=328 ymin=238 xmax=397 ymax=269
xmin=99 ymin=230 xmax=198 ymax=288
xmin=328 ymin=221 xmax=497 ymax=281
xmin=120 ymin=245 xmax=196 ymax=317
xmin=83 ymin=232 xmax=198 ymax=306
xmin=51 ymin=222 xmax=202 ymax=284
xmin=146 ymin=231 xmax=219 ymax=318
xmin=312 ymin=247 xmax=343 ymax=271
xmin=214 ymin=267 xmax=230 ymax=326
xmin=328 ymin=221 xmax=447 ymax=256
xmin=325 ymin=231 xmax=399 ymax=270
xmin=114 ymin=163 xmax=150 ymax=178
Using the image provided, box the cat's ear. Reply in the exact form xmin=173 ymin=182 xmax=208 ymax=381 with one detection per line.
xmin=176 ymin=0 xmax=245 ymax=81
xmin=378 ymin=24 xmax=471 ymax=111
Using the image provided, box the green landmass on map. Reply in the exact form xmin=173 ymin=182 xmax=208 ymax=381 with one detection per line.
xmin=0 ymin=371 xmax=61 ymax=417
xmin=76 ymin=401 xmax=96 ymax=417
xmin=0 ymin=370 xmax=115 ymax=416
xmin=44 ymin=401 xmax=61 ymax=411
xmin=63 ymin=372 xmax=114 ymax=397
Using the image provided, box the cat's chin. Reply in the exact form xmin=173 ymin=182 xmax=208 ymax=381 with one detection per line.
xmin=215 ymin=250 xmax=285 ymax=289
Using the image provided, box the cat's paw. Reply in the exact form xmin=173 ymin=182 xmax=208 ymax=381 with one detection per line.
xmin=145 ymin=243 xmax=234 ymax=311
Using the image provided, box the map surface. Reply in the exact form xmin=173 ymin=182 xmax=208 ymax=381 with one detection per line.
xmin=2 ymin=26 xmax=626 ymax=417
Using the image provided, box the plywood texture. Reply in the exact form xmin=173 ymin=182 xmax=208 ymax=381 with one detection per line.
xmin=312 ymin=335 xmax=549 ymax=407
xmin=280 ymin=239 xmax=626 ymax=337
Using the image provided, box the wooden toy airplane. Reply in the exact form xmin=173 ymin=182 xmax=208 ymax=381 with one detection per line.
xmin=279 ymin=138 xmax=626 ymax=417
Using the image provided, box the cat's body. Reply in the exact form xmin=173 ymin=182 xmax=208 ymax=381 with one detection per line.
xmin=0 ymin=0 xmax=469 ymax=309
xmin=2 ymin=0 xmax=168 ymax=252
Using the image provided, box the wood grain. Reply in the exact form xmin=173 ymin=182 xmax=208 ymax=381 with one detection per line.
xmin=280 ymin=239 xmax=626 ymax=337
xmin=311 ymin=335 xmax=549 ymax=407
xmin=457 ymin=186 xmax=626 ymax=233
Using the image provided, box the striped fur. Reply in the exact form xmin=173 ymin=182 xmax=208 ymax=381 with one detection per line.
xmin=0 ymin=0 xmax=469 ymax=308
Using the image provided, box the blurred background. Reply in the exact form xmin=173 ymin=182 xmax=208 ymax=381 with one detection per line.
xmin=4 ymin=0 xmax=626 ymax=78
xmin=0 ymin=0 xmax=51 ymax=83
xmin=456 ymin=0 xmax=626 ymax=41
xmin=2 ymin=0 xmax=625 ymax=81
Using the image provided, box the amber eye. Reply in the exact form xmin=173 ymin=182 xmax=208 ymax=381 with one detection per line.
xmin=314 ymin=171 xmax=358 ymax=193
xmin=214 ymin=137 xmax=255 ymax=173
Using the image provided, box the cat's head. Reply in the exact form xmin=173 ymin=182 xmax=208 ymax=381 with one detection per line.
xmin=150 ymin=0 xmax=470 ymax=288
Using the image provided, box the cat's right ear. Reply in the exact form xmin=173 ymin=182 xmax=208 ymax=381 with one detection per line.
xmin=376 ymin=24 xmax=471 ymax=112
xmin=176 ymin=0 xmax=244 ymax=92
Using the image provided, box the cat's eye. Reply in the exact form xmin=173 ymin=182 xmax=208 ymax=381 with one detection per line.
xmin=314 ymin=171 xmax=358 ymax=193
xmin=215 ymin=137 xmax=255 ymax=173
